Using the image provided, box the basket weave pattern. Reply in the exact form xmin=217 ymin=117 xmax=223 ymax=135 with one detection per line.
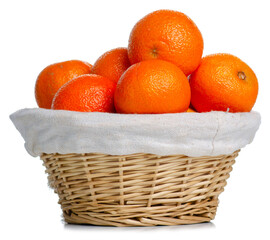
xmin=41 ymin=150 xmax=239 ymax=226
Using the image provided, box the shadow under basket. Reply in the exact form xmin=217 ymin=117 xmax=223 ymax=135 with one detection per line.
xmin=41 ymin=150 xmax=239 ymax=227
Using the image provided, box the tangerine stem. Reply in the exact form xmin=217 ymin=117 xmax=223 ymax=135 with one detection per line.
xmin=238 ymin=71 xmax=246 ymax=80
xmin=151 ymin=47 xmax=158 ymax=58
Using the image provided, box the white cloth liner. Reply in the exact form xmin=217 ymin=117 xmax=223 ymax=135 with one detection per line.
xmin=10 ymin=108 xmax=261 ymax=157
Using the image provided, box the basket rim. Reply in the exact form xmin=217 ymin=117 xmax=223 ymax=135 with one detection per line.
xmin=10 ymin=108 xmax=261 ymax=157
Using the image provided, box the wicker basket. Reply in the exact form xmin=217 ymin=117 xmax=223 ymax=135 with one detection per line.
xmin=11 ymin=108 xmax=260 ymax=226
xmin=41 ymin=150 xmax=239 ymax=226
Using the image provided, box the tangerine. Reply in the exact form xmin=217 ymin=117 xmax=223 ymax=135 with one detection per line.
xmin=189 ymin=53 xmax=258 ymax=112
xmin=187 ymin=108 xmax=196 ymax=112
xmin=91 ymin=47 xmax=131 ymax=83
xmin=128 ymin=10 xmax=203 ymax=76
xmin=114 ymin=59 xmax=191 ymax=114
xmin=52 ymin=74 xmax=116 ymax=112
xmin=35 ymin=60 xmax=92 ymax=109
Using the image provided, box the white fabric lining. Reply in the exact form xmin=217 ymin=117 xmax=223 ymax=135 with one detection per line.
xmin=10 ymin=108 xmax=261 ymax=157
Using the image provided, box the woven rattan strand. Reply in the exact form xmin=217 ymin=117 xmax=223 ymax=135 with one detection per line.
xmin=41 ymin=150 xmax=239 ymax=226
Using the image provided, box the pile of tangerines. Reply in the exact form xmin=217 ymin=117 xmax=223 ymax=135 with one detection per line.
xmin=35 ymin=10 xmax=258 ymax=114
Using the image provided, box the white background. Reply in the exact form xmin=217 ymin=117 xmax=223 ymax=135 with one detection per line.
xmin=1 ymin=0 xmax=269 ymax=239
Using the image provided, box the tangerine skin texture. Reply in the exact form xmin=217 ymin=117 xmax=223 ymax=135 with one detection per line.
xmin=52 ymin=74 xmax=116 ymax=112
xmin=128 ymin=10 xmax=203 ymax=76
xmin=114 ymin=59 xmax=191 ymax=114
xmin=189 ymin=53 xmax=258 ymax=113
xmin=91 ymin=47 xmax=131 ymax=83
xmin=35 ymin=60 xmax=92 ymax=109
